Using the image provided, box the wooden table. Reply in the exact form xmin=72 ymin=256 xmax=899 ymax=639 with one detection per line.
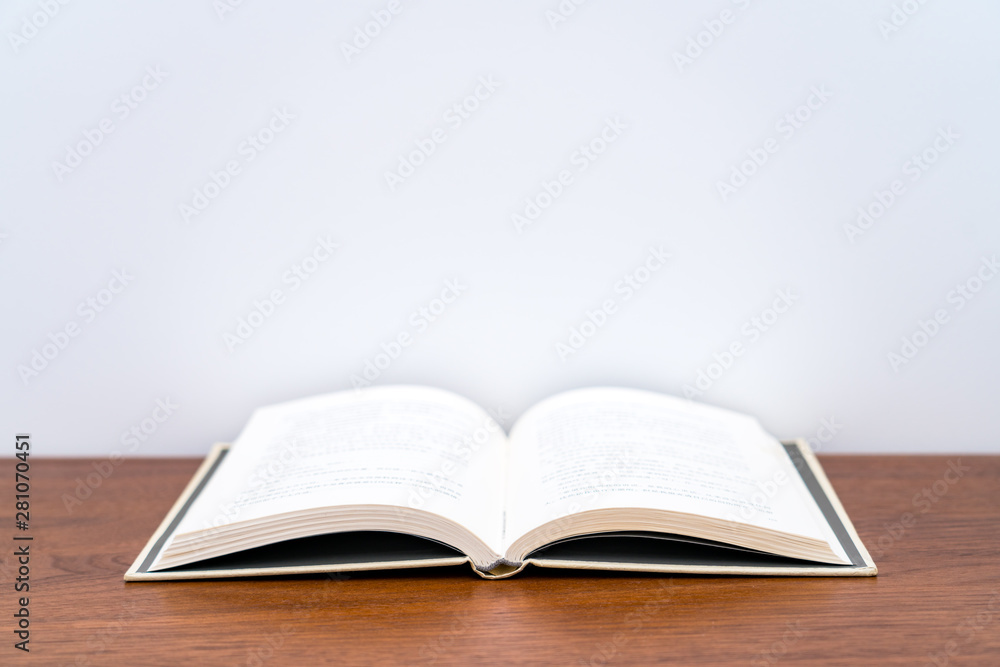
xmin=5 ymin=455 xmax=999 ymax=665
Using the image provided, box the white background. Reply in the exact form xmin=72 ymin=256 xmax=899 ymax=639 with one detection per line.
xmin=2 ymin=1 xmax=998 ymax=456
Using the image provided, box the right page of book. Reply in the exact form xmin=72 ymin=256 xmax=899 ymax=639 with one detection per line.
xmin=503 ymin=387 xmax=849 ymax=562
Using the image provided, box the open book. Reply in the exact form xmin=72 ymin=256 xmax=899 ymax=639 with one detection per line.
xmin=126 ymin=386 xmax=876 ymax=580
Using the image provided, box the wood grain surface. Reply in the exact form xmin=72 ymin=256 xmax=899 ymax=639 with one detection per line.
xmin=3 ymin=455 xmax=998 ymax=665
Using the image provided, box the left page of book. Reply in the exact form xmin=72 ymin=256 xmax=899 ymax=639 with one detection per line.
xmin=150 ymin=385 xmax=507 ymax=570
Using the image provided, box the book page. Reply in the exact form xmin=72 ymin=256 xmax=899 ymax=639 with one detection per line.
xmin=171 ymin=385 xmax=507 ymax=556
xmin=503 ymin=387 xmax=847 ymax=561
